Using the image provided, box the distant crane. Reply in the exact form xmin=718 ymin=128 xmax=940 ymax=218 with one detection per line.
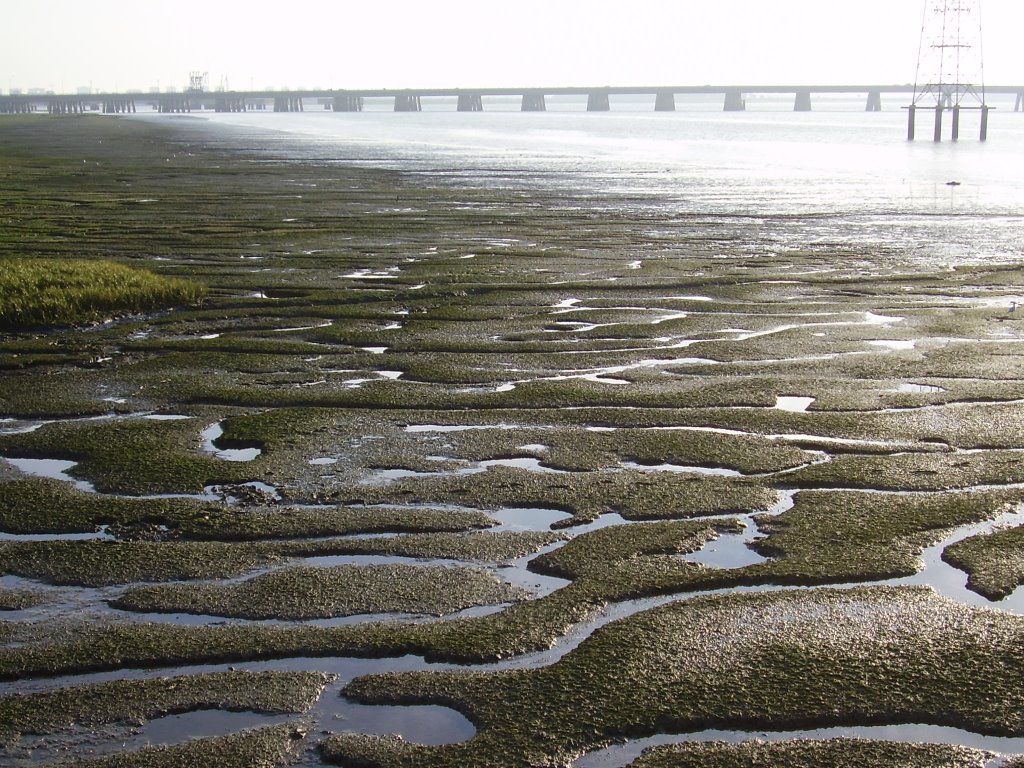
xmin=187 ymin=71 xmax=208 ymax=93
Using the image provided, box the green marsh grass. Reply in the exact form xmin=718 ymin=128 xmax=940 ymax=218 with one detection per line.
xmin=0 ymin=258 xmax=205 ymax=330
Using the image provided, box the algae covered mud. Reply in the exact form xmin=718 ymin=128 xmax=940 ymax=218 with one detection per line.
xmin=1 ymin=112 xmax=1024 ymax=767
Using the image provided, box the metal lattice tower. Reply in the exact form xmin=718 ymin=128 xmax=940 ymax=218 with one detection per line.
xmin=908 ymin=0 xmax=989 ymax=140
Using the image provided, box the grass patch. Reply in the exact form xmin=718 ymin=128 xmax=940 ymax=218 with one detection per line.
xmin=943 ymin=522 xmax=1024 ymax=600
xmin=0 ymin=670 xmax=329 ymax=745
xmin=0 ymin=258 xmax=205 ymax=330
xmin=112 ymin=563 xmax=527 ymax=620
xmin=324 ymin=587 xmax=1024 ymax=767
xmin=54 ymin=724 xmax=309 ymax=768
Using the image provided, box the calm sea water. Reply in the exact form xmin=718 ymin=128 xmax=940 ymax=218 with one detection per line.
xmin=189 ymin=94 xmax=1024 ymax=265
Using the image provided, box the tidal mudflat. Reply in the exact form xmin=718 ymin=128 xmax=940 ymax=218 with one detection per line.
xmin=1 ymin=115 xmax=1024 ymax=767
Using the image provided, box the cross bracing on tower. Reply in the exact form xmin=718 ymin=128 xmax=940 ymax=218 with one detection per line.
xmin=907 ymin=0 xmax=989 ymax=141
xmin=912 ymin=0 xmax=986 ymax=108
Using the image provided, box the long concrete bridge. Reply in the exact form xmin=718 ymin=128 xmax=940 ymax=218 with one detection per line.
xmin=4 ymin=84 xmax=1024 ymax=116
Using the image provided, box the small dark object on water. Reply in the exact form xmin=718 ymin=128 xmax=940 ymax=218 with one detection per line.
xmin=946 ymin=181 xmax=961 ymax=186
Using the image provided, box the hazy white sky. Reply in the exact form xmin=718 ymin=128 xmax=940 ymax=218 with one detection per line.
xmin=3 ymin=0 xmax=1022 ymax=93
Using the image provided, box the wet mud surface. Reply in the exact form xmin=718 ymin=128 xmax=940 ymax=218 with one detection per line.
xmin=1 ymin=116 xmax=1024 ymax=766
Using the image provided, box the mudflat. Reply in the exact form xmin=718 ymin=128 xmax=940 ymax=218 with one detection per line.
xmin=2 ymin=115 xmax=1024 ymax=767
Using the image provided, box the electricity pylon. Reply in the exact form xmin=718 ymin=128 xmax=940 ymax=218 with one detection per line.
xmin=907 ymin=0 xmax=989 ymax=141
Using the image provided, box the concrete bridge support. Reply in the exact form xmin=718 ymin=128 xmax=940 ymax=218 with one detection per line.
xmin=457 ymin=94 xmax=483 ymax=112
xmin=47 ymin=99 xmax=86 ymax=114
xmin=394 ymin=94 xmax=421 ymax=111
xmin=654 ymin=91 xmax=676 ymax=111
xmin=866 ymin=90 xmax=882 ymax=111
xmin=103 ymin=97 xmax=136 ymax=113
xmin=274 ymin=96 xmax=303 ymax=112
xmin=333 ymin=94 xmax=364 ymax=112
xmin=723 ymin=90 xmax=746 ymax=111
xmin=794 ymin=90 xmax=812 ymax=111
xmin=980 ymin=105 xmax=990 ymax=141
xmin=1015 ymin=92 xmax=1023 ymax=112
xmin=906 ymin=105 xmax=916 ymax=140
xmin=1 ymin=99 xmax=34 ymax=114
xmin=521 ymin=93 xmax=546 ymax=111
xmin=215 ymin=95 xmax=247 ymax=112
xmin=587 ymin=91 xmax=610 ymax=111
xmin=158 ymin=95 xmax=191 ymax=113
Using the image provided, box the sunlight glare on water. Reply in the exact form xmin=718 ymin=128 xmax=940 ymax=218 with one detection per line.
xmin=197 ymin=93 xmax=1024 ymax=266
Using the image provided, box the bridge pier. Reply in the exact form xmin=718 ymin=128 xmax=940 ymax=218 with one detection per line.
xmin=906 ymin=105 xmax=916 ymax=140
xmin=333 ymin=94 xmax=364 ymax=112
xmin=723 ymin=90 xmax=745 ymax=111
xmin=1015 ymin=92 xmax=1023 ymax=112
xmin=215 ymin=95 xmax=247 ymax=112
xmin=158 ymin=95 xmax=191 ymax=113
xmin=933 ymin=104 xmax=943 ymax=142
xmin=394 ymin=94 xmax=421 ymax=112
xmin=274 ymin=96 xmax=303 ymax=112
xmin=521 ymin=92 xmax=546 ymax=112
xmin=587 ymin=91 xmax=610 ymax=111
xmin=103 ymin=97 xmax=136 ymax=114
xmin=48 ymin=99 xmax=86 ymax=114
xmin=654 ymin=91 xmax=675 ymax=111
xmin=1 ymin=98 xmax=34 ymax=114
xmin=456 ymin=94 xmax=483 ymax=112
xmin=980 ymin=105 xmax=990 ymax=141
xmin=951 ymin=106 xmax=960 ymax=141
xmin=794 ymin=90 xmax=812 ymax=111
xmin=866 ymin=90 xmax=882 ymax=111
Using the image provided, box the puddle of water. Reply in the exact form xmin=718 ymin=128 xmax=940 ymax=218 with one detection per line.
xmin=651 ymin=311 xmax=688 ymax=325
xmin=621 ymin=461 xmax=742 ymax=478
xmin=0 ymin=420 xmax=48 ymax=436
xmin=361 ymin=347 xmax=388 ymax=355
xmin=0 ymin=525 xmax=114 ymax=543
xmin=2 ymin=457 xmax=97 ymax=493
xmin=775 ymin=396 xmax=815 ymax=413
xmin=869 ymin=340 xmax=916 ymax=350
xmin=201 ymin=423 xmax=262 ymax=462
xmin=893 ymin=383 xmax=946 ymax=393
xmin=273 ymin=321 xmax=333 ymax=333
xmin=329 ymin=701 xmax=475 ymax=745
xmin=480 ymin=458 xmax=563 ymax=474
xmin=552 ymin=299 xmax=582 ymax=310
xmin=864 ymin=312 xmax=905 ymax=325
xmin=129 ymin=709 xmax=294 ymax=749
xmin=362 ymin=468 xmax=441 ymax=485
xmin=144 ymin=414 xmax=193 ymax=421
xmin=680 ymin=519 xmax=768 ymax=570
xmin=896 ymin=506 xmax=1024 ymax=614
xmin=405 ymin=424 xmax=524 ymax=434
xmin=490 ymin=507 xmax=572 ymax=531
xmin=309 ymin=457 xmax=339 ymax=466
xmin=341 ymin=270 xmax=399 ymax=280
xmin=363 ymin=457 xmax=565 ymax=485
